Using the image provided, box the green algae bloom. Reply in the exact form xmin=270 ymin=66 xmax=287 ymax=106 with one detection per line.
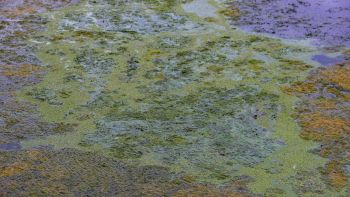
xmin=0 ymin=0 xmax=349 ymax=196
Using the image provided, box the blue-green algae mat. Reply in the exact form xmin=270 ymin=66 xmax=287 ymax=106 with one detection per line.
xmin=0 ymin=0 xmax=349 ymax=196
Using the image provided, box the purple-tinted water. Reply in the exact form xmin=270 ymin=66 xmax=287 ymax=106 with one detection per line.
xmin=231 ymin=0 xmax=350 ymax=47
xmin=0 ymin=0 xmax=80 ymax=11
xmin=0 ymin=142 xmax=21 ymax=151
xmin=312 ymin=54 xmax=347 ymax=66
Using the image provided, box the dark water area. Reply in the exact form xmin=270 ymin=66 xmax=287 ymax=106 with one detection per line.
xmin=0 ymin=142 xmax=21 ymax=151
xmin=232 ymin=0 xmax=350 ymax=48
xmin=312 ymin=54 xmax=347 ymax=66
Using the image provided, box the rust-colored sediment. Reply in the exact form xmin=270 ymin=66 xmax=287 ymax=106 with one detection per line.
xmin=0 ymin=0 xmax=77 ymax=17
xmin=0 ymin=64 xmax=40 ymax=77
xmin=0 ymin=149 xmax=251 ymax=196
xmin=284 ymin=62 xmax=350 ymax=190
xmin=0 ymin=0 xmax=78 ymax=145
xmin=0 ymin=162 xmax=30 ymax=177
xmin=173 ymin=185 xmax=247 ymax=197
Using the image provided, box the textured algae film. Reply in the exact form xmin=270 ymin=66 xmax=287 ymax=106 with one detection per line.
xmin=0 ymin=0 xmax=349 ymax=196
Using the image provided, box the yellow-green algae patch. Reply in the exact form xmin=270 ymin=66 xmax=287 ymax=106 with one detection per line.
xmin=15 ymin=0 xmax=348 ymax=196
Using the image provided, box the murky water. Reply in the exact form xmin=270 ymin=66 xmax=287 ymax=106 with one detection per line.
xmin=232 ymin=0 xmax=350 ymax=47
xmin=0 ymin=0 xmax=349 ymax=196
xmin=312 ymin=54 xmax=346 ymax=66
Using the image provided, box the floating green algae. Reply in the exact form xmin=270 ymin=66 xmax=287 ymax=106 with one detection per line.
xmin=11 ymin=0 xmax=349 ymax=196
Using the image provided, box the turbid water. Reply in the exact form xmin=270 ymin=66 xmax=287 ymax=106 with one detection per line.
xmin=0 ymin=0 xmax=349 ymax=196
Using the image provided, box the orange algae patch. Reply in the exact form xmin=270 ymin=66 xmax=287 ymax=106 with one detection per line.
xmin=307 ymin=99 xmax=337 ymax=110
xmin=281 ymin=82 xmax=317 ymax=95
xmin=173 ymin=185 xmax=246 ymax=197
xmin=1 ymin=6 xmax=36 ymax=18
xmin=140 ymin=184 xmax=170 ymax=197
xmin=0 ymin=150 xmax=50 ymax=178
xmin=219 ymin=6 xmax=240 ymax=19
xmin=0 ymin=0 xmax=76 ymax=18
xmin=299 ymin=113 xmax=349 ymax=140
xmin=320 ymin=65 xmax=350 ymax=90
xmin=324 ymin=161 xmax=348 ymax=189
xmin=0 ymin=150 xmax=44 ymax=177
xmin=0 ymin=64 xmax=40 ymax=77
xmin=0 ymin=162 xmax=30 ymax=177
xmin=204 ymin=17 xmax=218 ymax=23
xmin=173 ymin=178 xmax=251 ymax=197
xmin=1 ymin=1 xmax=41 ymax=18
xmin=286 ymin=62 xmax=350 ymax=190
xmin=0 ymin=149 xmax=253 ymax=196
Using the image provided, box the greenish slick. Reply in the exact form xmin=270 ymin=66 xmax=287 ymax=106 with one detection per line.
xmin=14 ymin=0 xmax=348 ymax=196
